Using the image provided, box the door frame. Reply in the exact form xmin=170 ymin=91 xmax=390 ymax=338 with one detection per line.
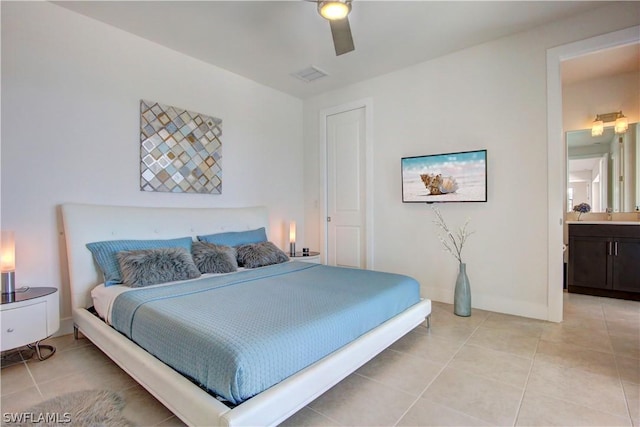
xmin=319 ymin=98 xmax=374 ymax=269
xmin=546 ymin=25 xmax=639 ymax=322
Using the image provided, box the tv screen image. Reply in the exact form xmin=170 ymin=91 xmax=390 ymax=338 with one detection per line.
xmin=401 ymin=149 xmax=487 ymax=203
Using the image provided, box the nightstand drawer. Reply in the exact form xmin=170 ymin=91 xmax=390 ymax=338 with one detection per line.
xmin=1 ymin=302 xmax=47 ymax=351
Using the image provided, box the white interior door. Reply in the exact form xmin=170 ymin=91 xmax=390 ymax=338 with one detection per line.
xmin=326 ymin=107 xmax=366 ymax=268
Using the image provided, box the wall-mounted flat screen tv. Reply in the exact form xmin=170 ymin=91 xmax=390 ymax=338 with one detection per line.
xmin=401 ymin=149 xmax=487 ymax=203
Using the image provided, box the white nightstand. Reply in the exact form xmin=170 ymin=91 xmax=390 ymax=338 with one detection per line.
xmin=290 ymin=251 xmax=321 ymax=264
xmin=1 ymin=287 xmax=60 ymax=360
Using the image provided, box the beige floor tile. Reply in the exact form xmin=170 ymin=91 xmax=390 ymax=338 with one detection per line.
xmin=427 ymin=304 xmax=485 ymax=343
xmin=355 ymin=348 xmax=443 ymax=396
xmin=482 ymin=312 xmax=547 ymax=337
xmin=540 ymin=323 xmax=613 ymax=353
xmin=623 ymin=381 xmax=639 ymax=424
xmin=308 ymin=373 xmax=414 ymax=426
xmin=607 ymin=319 xmax=640 ymax=336
xmin=563 ymin=299 xmax=605 ymax=320
xmin=516 ymin=390 xmax=631 ymax=426
xmin=83 ymin=361 xmax=139 ymax=391
xmin=2 ymin=292 xmax=636 ymax=427
xmin=563 ymin=292 xmax=604 ymax=306
xmin=280 ymin=406 xmax=341 ymax=427
xmin=120 ymin=384 xmax=174 ymax=426
xmin=601 ymin=297 xmax=640 ymax=311
xmin=420 ymin=367 xmax=522 ymax=425
xmin=602 ymin=302 xmax=640 ymax=323
xmin=156 ymin=415 xmax=189 ymax=427
xmin=526 ymin=359 xmax=628 ymax=417
xmin=389 ymin=328 xmax=463 ymax=364
xmin=617 ymin=355 xmax=640 ymax=385
xmin=26 ymin=344 xmax=112 ymax=384
xmin=466 ymin=326 xmax=540 ymax=359
xmin=447 ymin=343 xmax=532 ymax=388
xmin=610 ymin=333 xmax=640 ymax=360
xmin=535 ymin=339 xmax=620 ymax=379
xmin=40 ymin=333 xmax=92 ymax=353
xmin=38 ymin=363 xmax=138 ymax=400
xmin=0 ymin=386 xmax=44 ymax=413
xmin=424 ymin=323 xmax=478 ymax=343
xmin=605 ymin=309 xmax=640 ymax=325
xmin=516 ymin=391 xmax=631 ymax=427
xmin=556 ymin=315 xmax=608 ymax=333
xmin=0 ymin=362 xmax=34 ymax=396
xmin=37 ymin=374 xmax=95 ymax=399
xmin=397 ymin=399 xmax=491 ymax=426
xmin=562 ymin=303 xmax=604 ymax=319
xmin=430 ymin=304 xmax=490 ymax=327
xmin=429 ymin=301 xmax=453 ymax=311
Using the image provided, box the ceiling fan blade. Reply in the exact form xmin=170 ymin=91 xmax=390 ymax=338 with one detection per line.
xmin=329 ymin=17 xmax=355 ymax=56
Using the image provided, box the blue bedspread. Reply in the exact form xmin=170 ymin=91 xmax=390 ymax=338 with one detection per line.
xmin=111 ymin=262 xmax=421 ymax=404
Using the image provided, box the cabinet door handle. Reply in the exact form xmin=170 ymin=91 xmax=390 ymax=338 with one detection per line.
xmin=614 ymin=241 xmax=618 ymax=256
xmin=608 ymin=241 xmax=612 ymax=256
xmin=6 ymin=328 xmax=14 ymax=333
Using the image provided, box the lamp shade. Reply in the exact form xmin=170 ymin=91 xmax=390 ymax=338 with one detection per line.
xmin=615 ymin=115 xmax=628 ymax=134
xmin=319 ymin=1 xmax=350 ymax=20
xmin=289 ymin=221 xmax=297 ymax=244
xmin=591 ymin=120 xmax=604 ymax=137
xmin=0 ymin=231 xmax=15 ymax=273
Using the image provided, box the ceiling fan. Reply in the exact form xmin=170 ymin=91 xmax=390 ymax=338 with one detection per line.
xmin=315 ymin=0 xmax=355 ymax=56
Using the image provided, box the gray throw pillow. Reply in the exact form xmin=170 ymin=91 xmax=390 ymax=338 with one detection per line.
xmin=116 ymin=247 xmax=201 ymax=288
xmin=236 ymin=241 xmax=289 ymax=268
xmin=191 ymin=241 xmax=238 ymax=274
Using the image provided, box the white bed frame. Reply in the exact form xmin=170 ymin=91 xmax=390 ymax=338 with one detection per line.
xmin=61 ymin=203 xmax=431 ymax=427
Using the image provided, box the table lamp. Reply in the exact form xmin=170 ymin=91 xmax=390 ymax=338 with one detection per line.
xmin=289 ymin=221 xmax=296 ymax=256
xmin=1 ymin=230 xmax=16 ymax=294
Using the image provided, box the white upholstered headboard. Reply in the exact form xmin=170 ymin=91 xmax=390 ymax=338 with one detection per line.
xmin=61 ymin=203 xmax=269 ymax=310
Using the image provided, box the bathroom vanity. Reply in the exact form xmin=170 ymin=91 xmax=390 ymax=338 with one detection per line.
xmin=568 ymin=222 xmax=640 ymax=300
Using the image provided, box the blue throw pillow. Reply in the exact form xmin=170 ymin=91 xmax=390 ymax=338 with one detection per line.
xmin=197 ymin=227 xmax=267 ymax=247
xmin=86 ymin=237 xmax=193 ymax=286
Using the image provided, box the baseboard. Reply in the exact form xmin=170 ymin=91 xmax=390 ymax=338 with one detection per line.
xmin=56 ymin=316 xmax=75 ymax=337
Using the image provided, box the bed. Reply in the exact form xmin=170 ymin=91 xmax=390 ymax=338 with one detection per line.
xmin=61 ymin=203 xmax=431 ymax=426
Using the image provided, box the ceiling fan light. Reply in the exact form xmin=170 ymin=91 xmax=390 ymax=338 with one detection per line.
xmin=319 ymin=1 xmax=350 ymax=21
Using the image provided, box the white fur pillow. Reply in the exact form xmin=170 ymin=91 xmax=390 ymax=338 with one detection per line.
xmin=236 ymin=241 xmax=289 ymax=268
xmin=191 ymin=241 xmax=238 ymax=274
xmin=116 ymin=247 xmax=201 ymax=287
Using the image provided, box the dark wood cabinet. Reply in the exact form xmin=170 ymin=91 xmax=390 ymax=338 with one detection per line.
xmin=568 ymin=224 xmax=640 ymax=300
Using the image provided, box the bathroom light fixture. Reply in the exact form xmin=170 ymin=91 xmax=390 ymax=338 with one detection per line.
xmin=318 ymin=0 xmax=351 ymax=20
xmin=1 ymin=230 xmax=16 ymax=295
xmin=591 ymin=111 xmax=628 ymax=136
xmin=615 ymin=113 xmax=629 ymax=134
xmin=591 ymin=119 xmax=604 ymax=137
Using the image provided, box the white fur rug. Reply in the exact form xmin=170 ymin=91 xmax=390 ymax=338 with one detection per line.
xmin=4 ymin=389 xmax=129 ymax=426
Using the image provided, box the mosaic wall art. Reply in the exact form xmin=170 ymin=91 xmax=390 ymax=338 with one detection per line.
xmin=140 ymin=100 xmax=222 ymax=194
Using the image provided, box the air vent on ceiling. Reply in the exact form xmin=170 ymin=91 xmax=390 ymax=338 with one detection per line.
xmin=292 ymin=66 xmax=329 ymax=83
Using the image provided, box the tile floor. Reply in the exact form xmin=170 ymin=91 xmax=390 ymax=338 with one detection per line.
xmin=1 ymin=292 xmax=638 ymax=426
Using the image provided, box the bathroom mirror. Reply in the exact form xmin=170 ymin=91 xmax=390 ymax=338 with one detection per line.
xmin=566 ymin=122 xmax=638 ymax=213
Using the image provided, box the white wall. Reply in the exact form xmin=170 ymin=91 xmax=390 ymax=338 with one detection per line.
xmin=1 ymin=2 xmax=304 ymax=331
xmin=303 ymin=2 xmax=640 ymax=320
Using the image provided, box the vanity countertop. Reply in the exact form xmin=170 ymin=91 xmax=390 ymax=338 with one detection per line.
xmin=566 ymin=221 xmax=640 ymax=225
